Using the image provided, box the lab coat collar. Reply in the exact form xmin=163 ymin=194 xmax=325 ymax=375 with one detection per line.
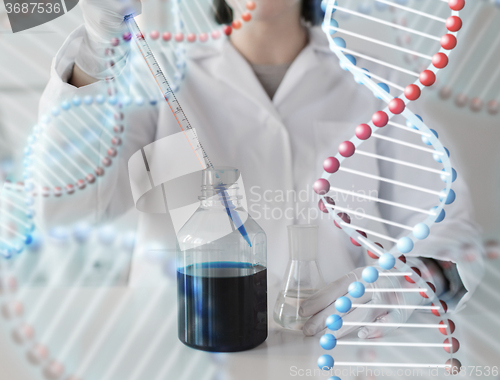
xmin=193 ymin=26 xmax=336 ymax=121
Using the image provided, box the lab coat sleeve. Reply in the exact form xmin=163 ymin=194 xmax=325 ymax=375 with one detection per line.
xmin=375 ymin=116 xmax=485 ymax=312
xmin=35 ymin=25 xmax=159 ymax=229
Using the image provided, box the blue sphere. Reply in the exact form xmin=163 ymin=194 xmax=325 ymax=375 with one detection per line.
xmin=441 ymin=168 xmax=457 ymax=183
xmin=326 ymin=314 xmax=343 ymax=331
xmin=406 ymin=114 xmax=423 ymax=129
xmin=123 ymin=96 xmax=132 ymax=106
xmin=328 ymin=19 xmax=339 ymax=35
xmin=149 ymin=98 xmax=158 ymax=106
xmin=317 ymin=354 xmax=334 ymax=370
xmin=321 ymin=0 xmax=328 ymax=12
xmin=41 ymin=115 xmax=51 ymax=124
xmin=108 ymin=96 xmax=118 ymax=105
xmin=335 ymin=296 xmax=352 ymax=313
xmin=375 ymin=82 xmax=390 ymax=99
xmin=84 ymin=95 xmax=93 ymax=105
xmin=421 ymin=129 xmax=438 ymax=145
xmin=95 ymin=95 xmax=105 ymax=104
xmin=135 ymin=96 xmax=145 ymax=106
xmin=439 ymin=189 xmax=456 ymax=205
xmin=362 ymin=266 xmax=379 ymax=283
xmin=24 ymin=235 xmax=33 ymax=245
xmin=431 ymin=206 xmax=446 ymax=223
xmin=73 ymin=224 xmax=92 ymax=244
xmin=348 ymin=281 xmax=365 ymax=298
xmin=332 ymin=37 xmax=346 ymax=48
xmin=358 ymin=3 xmax=372 ymax=13
xmin=340 ymin=54 xmax=356 ymax=70
xmin=51 ymin=107 xmax=60 ymax=116
xmin=320 ymin=333 xmax=337 ymax=350
xmin=328 ymin=377 xmax=341 ymax=380
xmin=72 ymin=96 xmax=82 ymax=106
xmin=397 ymin=237 xmax=414 ymax=253
xmin=61 ymin=101 xmax=71 ymax=110
xmin=433 ymin=147 xmax=450 ymax=163
xmin=379 ymin=253 xmax=396 ymax=269
xmin=413 ymin=223 xmax=430 ymax=240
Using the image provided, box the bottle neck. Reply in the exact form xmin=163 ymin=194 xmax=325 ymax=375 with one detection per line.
xmin=199 ymin=184 xmax=243 ymax=209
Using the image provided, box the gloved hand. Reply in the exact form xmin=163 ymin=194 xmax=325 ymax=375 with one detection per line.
xmin=75 ymin=0 xmax=142 ymax=80
xmin=299 ymin=260 xmax=432 ymax=338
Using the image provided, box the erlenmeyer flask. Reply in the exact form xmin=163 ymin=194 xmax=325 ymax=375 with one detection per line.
xmin=273 ymin=224 xmax=326 ymax=330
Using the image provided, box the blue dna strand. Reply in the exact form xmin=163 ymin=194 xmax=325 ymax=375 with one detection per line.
xmin=0 ymin=223 xmax=136 ymax=380
xmin=313 ymin=0 xmax=464 ymax=375
xmin=0 ymin=183 xmax=34 ymax=258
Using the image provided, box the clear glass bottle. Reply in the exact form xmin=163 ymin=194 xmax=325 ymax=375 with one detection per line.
xmin=176 ymin=167 xmax=267 ymax=352
xmin=273 ymin=224 xmax=326 ymax=330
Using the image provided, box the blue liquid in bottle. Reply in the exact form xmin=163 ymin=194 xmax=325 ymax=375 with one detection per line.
xmin=177 ymin=261 xmax=267 ymax=352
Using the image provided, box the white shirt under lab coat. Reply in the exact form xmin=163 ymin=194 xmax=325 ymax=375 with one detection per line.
xmin=38 ymin=25 xmax=484 ymax=311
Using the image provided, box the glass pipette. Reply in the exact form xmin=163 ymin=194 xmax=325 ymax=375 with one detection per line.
xmin=123 ymin=14 xmax=252 ymax=247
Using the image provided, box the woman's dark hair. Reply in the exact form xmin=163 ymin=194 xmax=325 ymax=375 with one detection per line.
xmin=214 ymin=0 xmax=323 ymax=25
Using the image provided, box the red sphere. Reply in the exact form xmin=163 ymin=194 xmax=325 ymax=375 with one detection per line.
xmin=199 ymin=33 xmax=208 ymax=43
xmin=432 ymin=300 xmax=448 ymax=317
xmin=488 ymin=100 xmax=500 ymax=115
xmin=223 ymin=25 xmax=232 ymax=36
xmin=95 ymin=167 xmax=105 ymax=177
xmin=107 ymin=148 xmax=117 ymax=157
xmin=445 ymin=359 xmax=462 ymax=375
xmin=76 ymin=179 xmax=86 ymax=190
xmin=446 ymin=16 xmax=462 ymax=32
xmin=318 ymin=197 xmax=335 ymax=213
xmin=398 ymin=254 xmax=406 ymax=263
xmin=455 ymin=93 xmax=468 ymax=107
xmin=372 ymin=111 xmax=388 ymax=127
xmin=54 ymin=187 xmax=62 ymax=197
xmin=355 ymin=123 xmax=372 ymax=140
xmin=443 ymin=337 xmax=460 ymax=354
xmin=367 ymin=242 xmax=384 ymax=259
xmin=439 ymin=319 xmax=456 ymax=335
xmin=114 ymin=125 xmax=124 ymax=133
xmin=441 ymin=34 xmax=457 ymax=50
xmin=448 ymin=0 xmax=465 ymax=11
xmin=232 ymin=20 xmax=242 ymax=29
xmin=419 ymin=70 xmax=436 ymax=86
xmin=43 ymin=360 xmax=65 ymax=380
xmin=404 ymin=84 xmax=421 ymax=101
xmin=323 ymin=157 xmax=340 ymax=173
xmin=86 ymin=174 xmax=96 ymax=184
xmin=419 ymin=282 xmax=436 ymax=298
xmin=66 ymin=184 xmax=75 ymax=195
xmin=313 ymin=178 xmax=330 ymax=195
xmin=351 ymin=230 xmax=367 ymax=247
xmin=404 ymin=267 xmax=421 ymax=283
xmin=27 ymin=343 xmax=49 ymax=365
xmin=470 ymin=97 xmax=483 ymax=112
xmin=246 ymin=1 xmax=256 ymax=10
xmin=174 ymin=33 xmax=184 ymax=42
xmin=339 ymin=141 xmax=355 ymax=157
xmin=112 ymin=137 xmax=122 ymax=146
xmin=389 ymin=98 xmax=405 ymax=114
xmin=334 ymin=212 xmax=351 ymax=229
xmin=187 ymin=33 xmax=196 ymax=43
xmin=162 ymin=32 xmax=172 ymax=41
xmin=150 ymin=30 xmax=160 ymax=40
xmin=432 ymin=53 xmax=449 ymax=69
xmin=242 ymin=12 xmax=252 ymax=22
xmin=211 ymin=30 xmax=221 ymax=40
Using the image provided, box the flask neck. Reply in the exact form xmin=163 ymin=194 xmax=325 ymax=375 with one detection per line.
xmin=288 ymin=225 xmax=319 ymax=262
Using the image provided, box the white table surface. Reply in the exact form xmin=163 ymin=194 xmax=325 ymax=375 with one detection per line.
xmin=1 ymin=258 xmax=499 ymax=380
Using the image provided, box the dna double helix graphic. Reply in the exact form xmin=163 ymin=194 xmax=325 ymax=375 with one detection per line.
xmin=314 ymin=0 xmax=464 ymax=374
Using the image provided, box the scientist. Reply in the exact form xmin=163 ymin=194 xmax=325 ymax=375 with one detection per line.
xmin=38 ymin=0 xmax=484 ymax=338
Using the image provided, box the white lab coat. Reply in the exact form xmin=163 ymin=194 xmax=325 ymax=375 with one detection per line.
xmin=38 ymin=24 xmax=484 ymax=311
